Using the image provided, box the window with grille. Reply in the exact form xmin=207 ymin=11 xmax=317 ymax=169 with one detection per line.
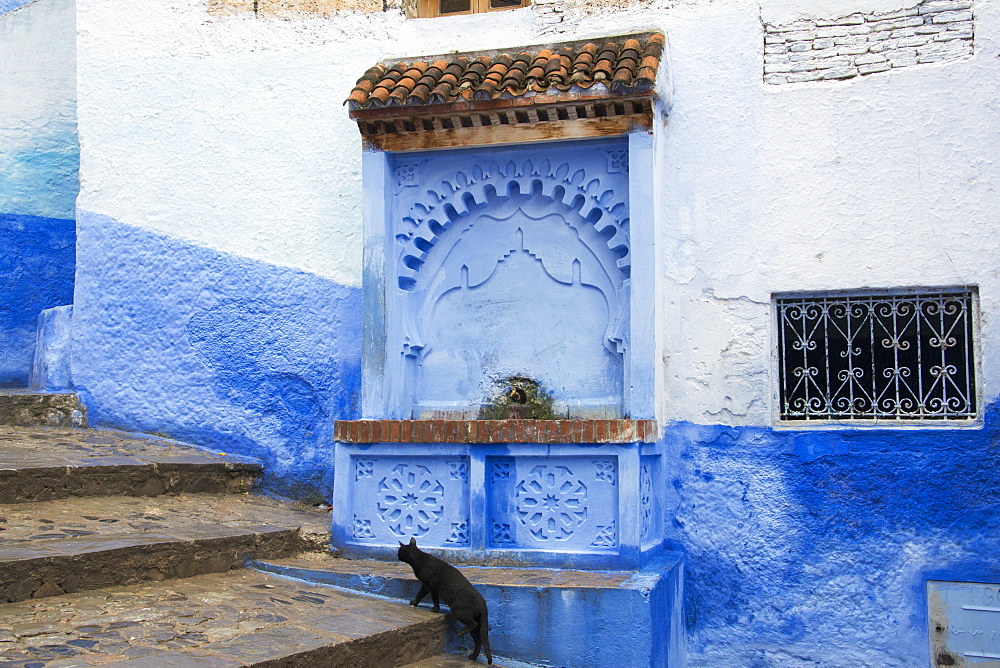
xmin=775 ymin=288 xmax=977 ymax=422
xmin=418 ymin=0 xmax=528 ymax=18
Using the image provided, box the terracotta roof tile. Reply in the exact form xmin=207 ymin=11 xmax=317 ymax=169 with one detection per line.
xmin=346 ymin=32 xmax=664 ymax=112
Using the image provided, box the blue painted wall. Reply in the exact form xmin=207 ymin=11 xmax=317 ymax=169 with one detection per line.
xmin=664 ymin=402 xmax=1000 ymax=667
xmin=72 ymin=211 xmax=362 ymax=501
xmin=0 ymin=0 xmax=79 ymax=221
xmin=0 ymin=118 xmax=79 ymax=220
xmin=0 ymin=0 xmax=36 ymax=14
xmin=0 ymin=213 xmax=75 ymax=387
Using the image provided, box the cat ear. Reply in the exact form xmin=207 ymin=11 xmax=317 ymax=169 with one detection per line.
xmin=409 ymin=537 xmax=417 ymax=546
xmin=398 ymin=541 xmax=405 ymax=547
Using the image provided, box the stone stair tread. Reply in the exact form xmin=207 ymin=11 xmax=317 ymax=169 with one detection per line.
xmin=0 ymin=569 xmax=447 ymax=667
xmin=0 ymin=493 xmax=329 ymax=544
xmin=0 ymin=526 xmax=293 ymax=561
xmin=0 ymin=494 xmax=333 ymax=603
xmin=0 ymin=427 xmax=263 ymax=501
xmin=0 ymin=426 xmax=261 ymax=470
xmin=256 ymin=552 xmax=644 ymax=589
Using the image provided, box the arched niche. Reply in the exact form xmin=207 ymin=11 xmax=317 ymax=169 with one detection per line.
xmin=387 ymin=141 xmax=631 ymax=418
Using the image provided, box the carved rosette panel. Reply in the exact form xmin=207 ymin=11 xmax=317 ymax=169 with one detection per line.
xmin=515 ymin=465 xmax=589 ymax=541
xmin=349 ymin=456 xmax=470 ymax=546
xmin=377 ymin=463 xmax=445 ymax=537
xmin=487 ymin=456 xmax=619 ymax=551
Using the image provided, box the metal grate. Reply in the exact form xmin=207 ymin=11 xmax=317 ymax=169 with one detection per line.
xmin=776 ymin=289 xmax=977 ymax=422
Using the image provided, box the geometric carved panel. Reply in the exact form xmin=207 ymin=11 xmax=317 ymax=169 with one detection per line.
xmin=349 ymin=455 xmax=470 ymax=546
xmin=487 ymin=456 xmax=619 ymax=552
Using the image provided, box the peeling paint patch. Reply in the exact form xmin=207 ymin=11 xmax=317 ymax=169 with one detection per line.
xmin=764 ymin=0 xmax=974 ymax=85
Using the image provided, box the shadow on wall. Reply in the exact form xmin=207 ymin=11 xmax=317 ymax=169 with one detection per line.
xmin=187 ymin=298 xmax=361 ymax=502
xmin=0 ymin=213 xmax=75 ymax=387
xmin=71 ymin=211 xmax=361 ymax=504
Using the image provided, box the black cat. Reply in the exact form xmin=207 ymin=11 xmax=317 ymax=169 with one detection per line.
xmin=397 ymin=537 xmax=493 ymax=664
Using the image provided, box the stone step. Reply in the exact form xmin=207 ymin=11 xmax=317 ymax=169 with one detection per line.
xmin=0 ymin=569 xmax=448 ymax=667
xmin=0 ymin=391 xmax=87 ymax=428
xmin=251 ymin=552 xmax=684 ymax=668
xmin=0 ymin=426 xmax=262 ymax=502
xmin=0 ymin=493 xmax=331 ymax=603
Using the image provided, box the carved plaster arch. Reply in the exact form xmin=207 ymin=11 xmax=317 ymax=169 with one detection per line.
xmin=389 ymin=150 xmax=631 ymax=418
xmin=397 ymin=187 xmax=631 ymax=359
xmin=395 ymin=156 xmax=631 ymax=292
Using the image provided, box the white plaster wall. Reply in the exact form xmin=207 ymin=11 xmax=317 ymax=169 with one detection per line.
xmin=77 ymin=0 xmax=999 ymax=423
xmin=762 ymin=0 xmax=912 ymax=24
xmin=75 ymin=0 xmax=677 ymax=284
xmin=659 ymin=0 xmax=1000 ymax=426
xmin=0 ymin=0 xmax=77 ymax=219
xmin=76 ymin=0 xmax=569 ymax=285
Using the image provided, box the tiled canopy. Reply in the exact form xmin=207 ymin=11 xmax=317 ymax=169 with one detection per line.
xmin=346 ymin=32 xmax=665 ymax=111
xmin=345 ymin=33 xmax=664 ymax=146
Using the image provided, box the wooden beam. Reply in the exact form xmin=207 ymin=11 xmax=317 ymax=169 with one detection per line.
xmin=362 ymin=114 xmax=652 ymax=152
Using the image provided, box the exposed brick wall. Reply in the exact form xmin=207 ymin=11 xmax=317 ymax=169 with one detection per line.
xmin=764 ymin=0 xmax=974 ymax=85
xmin=334 ymin=418 xmax=659 ymax=443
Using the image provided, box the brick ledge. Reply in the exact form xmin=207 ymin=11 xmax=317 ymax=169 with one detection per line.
xmin=334 ymin=419 xmax=657 ymax=444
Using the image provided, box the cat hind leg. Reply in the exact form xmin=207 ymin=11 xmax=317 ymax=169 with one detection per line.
xmin=467 ymin=626 xmax=482 ymax=661
xmin=455 ymin=618 xmax=478 ymax=637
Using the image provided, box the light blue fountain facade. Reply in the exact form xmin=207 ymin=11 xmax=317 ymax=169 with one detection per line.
xmin=332 ymin=136 xmax=669 ymax=570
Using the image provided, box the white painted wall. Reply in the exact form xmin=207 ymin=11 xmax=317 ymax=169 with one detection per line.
xmin=77 ymin=0 xmax=999 ymax=424
xmin=0 ymin=0 xmax=77 ymax=219
xmin=657 ymin=0 xmax=999 ymax=426
xmin=75 ymin=0 xmax=667 ymax=284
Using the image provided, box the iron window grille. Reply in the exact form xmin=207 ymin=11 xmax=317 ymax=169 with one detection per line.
xmin=775 ymin=288 xmax=977 ymax=422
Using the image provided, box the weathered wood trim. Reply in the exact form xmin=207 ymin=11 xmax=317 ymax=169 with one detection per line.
xmin=362 ymin=114 xmax=652 ymax=152
xmin=415 ymin=0 xmax=528 ymax=18
xmin=349 ymin=93 xmax=653 ymax=122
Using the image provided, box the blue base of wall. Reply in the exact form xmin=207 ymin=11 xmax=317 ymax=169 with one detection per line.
xmin=72 ymin=211 xmax=361 ymax=502
xmin=65 ymin=210 xmax=1000 ymax=664
xmin=664 ymin=402 xmax=1000 ymax=667
xmin=0 ymin=213 xmax=75 ymax=387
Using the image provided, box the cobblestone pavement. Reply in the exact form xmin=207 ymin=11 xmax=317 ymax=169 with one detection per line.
xmin=0 ymin=426 xmax=264 ymax=503
xmin=0 ymin=494 xmax=330 ymax=547
xmin=0 ymin=426 xmax=259 ymax=468
xmin=0 ymin=569 xmax=445 ymax=667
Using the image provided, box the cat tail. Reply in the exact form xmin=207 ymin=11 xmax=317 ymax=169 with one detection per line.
xmin=480 ymin=609 xmax=492 ymax=665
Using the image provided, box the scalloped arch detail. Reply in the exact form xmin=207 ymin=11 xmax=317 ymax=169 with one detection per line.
xmin=396 ymin=158 xmax=630 ymax=291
